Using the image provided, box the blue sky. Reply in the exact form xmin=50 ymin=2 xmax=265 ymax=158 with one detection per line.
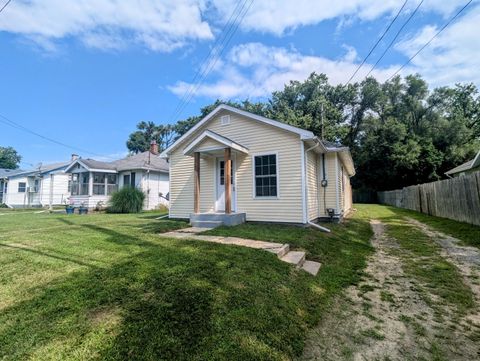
xmin=0 ymin=0 xmax=479 ymax=167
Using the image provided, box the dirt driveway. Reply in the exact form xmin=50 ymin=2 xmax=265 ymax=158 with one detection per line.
xmin=300 ymin=218 xmax=480 ymax=361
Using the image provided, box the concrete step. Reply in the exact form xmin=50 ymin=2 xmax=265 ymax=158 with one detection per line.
xmin=276 ymin=244 xmax=290 ymax=258
xmin=190 ymin=220 xmax=223 ymax=228
xmin=280 ymin=251 xmax=306 ymax=268
xmin=302 ymin=260 xmax=321 ymax=276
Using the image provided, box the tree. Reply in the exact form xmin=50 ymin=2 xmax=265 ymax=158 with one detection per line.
xmin=126 ymin=122 xmax=176 ymax=154
xmin=131 ymin=73 xmax=480 ymax=191
xmin=0 ymin=146 xmax=21 ymax=169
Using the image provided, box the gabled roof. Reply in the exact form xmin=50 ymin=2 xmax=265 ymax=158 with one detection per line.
xmin=183 ymin=130 xmax=249 ymax=156
xmin=65 ymin=151 xmax=169 ymax=173
xmin=161 ymin=104 xmax=315 ymax=157
xmin=445 ymin=151 xmax=480 ymax=176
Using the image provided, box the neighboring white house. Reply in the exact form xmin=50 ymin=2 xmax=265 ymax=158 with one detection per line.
xmin=0 ymin=162 xmax=71 ymax=208
xmin=65 ymin=144 xmax=169 ymax=210
xmin=160 ymin=104 xmax=355 ymax=227
xmin=445 ymin=150 xmax=480 ymax=177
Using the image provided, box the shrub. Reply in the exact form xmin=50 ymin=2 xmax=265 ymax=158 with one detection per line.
xmin=107 ymin=187 xmax=145 ymax=213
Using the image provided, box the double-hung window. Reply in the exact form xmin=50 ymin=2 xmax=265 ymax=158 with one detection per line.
xmin=18 ymin=182 xmax=26 ymax=193
xmin=254 ymin=154 xmax=278 ymax=197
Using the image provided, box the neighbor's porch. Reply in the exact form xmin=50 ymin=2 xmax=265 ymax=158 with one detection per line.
xmin=69 ymin=171 xmax=118 ymax=207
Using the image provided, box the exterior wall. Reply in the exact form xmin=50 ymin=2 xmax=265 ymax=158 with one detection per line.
xmin=306 ymin=150 xmax=319 ymax=221
xmin=169 ymin=110 xmax=304 ymax=223
xmin=140 ymin=171 xmax=169 ymax=210
xmin=317 ymin=153 xmax=339 ymax=217
xmin=3 ymin=176 xmax=30 ymax=206
xmin=3 ymin=172 xmax=71 ymax=207
xmin=195 ymin=138 xmax=224 ymax=153
xmin=343 ymin=173 xmax=353 ymax=213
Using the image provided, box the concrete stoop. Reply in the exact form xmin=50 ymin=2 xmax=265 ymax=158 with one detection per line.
xmin=160 ymin=227 xmax=321 ymax=276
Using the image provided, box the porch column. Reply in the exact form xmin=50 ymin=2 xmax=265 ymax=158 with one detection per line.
xmin=224 ymin=147 xmax=231 ymax=214
xmin=194 ymin=152 xmax=200 ymax=213
xmin=88 ymin=172 xmax=94 ymax=196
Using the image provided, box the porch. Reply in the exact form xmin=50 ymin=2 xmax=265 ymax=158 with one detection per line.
xmin=185 ymin=130 xmax=249 ymax=227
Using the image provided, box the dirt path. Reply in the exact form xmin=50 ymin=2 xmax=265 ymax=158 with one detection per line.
xmin=300 ymin=219 xmax=480 ymax=361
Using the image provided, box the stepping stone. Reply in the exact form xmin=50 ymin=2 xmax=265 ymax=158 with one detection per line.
xmin=176 ymin=227 xmax=211 ymax=234
xmin=302 ymin=260 xmax=321 ymax=276
xmin=280 ymin=251 xmax=306 ymax=268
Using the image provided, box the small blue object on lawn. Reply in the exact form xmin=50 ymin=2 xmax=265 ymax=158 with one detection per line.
xmin=65 ymin=207 xmax=75 ymax=215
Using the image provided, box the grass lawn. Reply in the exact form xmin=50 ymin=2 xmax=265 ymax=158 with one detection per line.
xmin=1 ymin=205 xmax=477 ymax=360
xmin=0 ymin=209 xmax=373 ymax=360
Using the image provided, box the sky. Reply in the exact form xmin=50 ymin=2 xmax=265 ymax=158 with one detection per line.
xmin=0 ymin=0 xmax=479 ymax=167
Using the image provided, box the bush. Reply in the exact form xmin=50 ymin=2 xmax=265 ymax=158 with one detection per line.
xmin=107 ymin=187 xmax=145 ymax=213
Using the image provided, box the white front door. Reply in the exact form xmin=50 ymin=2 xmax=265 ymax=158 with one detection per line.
xmin=215 ymin=157 xmax=236 ymax=212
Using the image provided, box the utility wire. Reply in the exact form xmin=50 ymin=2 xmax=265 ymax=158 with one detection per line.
xmin=168 ymin=0 xmax=247 ymax=122
xmin=0 ymin=114 xmax=116 ymax=160
xmin=345 ymin=0 xmax=408 ymax=85
xmin=365 ymin=0 xmax=423 ymax=78
xmin=170 ymin=0 xmax=254 ymax=122
xmin=0 ymin=0 xmax=12 ymax=14
xmin=388 ymin=0 xmax=474 ymax=81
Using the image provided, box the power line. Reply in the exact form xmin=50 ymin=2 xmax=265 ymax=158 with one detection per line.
xmin=0 ymin=114 xmax=116 ymax=159
xmin=345 ymin=0 xmax=408 ymax=85
xmin=0 ymin=0 xmax=12 ymax=14
xmin=170 ymin=0 xmax=254 ymax=123
xmin=168 ymin=0 xmax=247 ymax=122
xmin=388 ymin=0 xmax=474 ymax=81
xmin=365 ymin=0 xmax=423 ymax=78
xmin=170 ymin=0 xmax=252 ymax=123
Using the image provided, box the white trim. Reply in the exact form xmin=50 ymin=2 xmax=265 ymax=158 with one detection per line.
xmin=161 ymin=104 xmax=314 ymax=158
xmin=300 ymin=142 xmax=307 ymax=223
xmin=335 ymin=153 xmax=340 ymax=214
xmin=183 ymin=129 xmax=249 ymax=156
xmin=251 ymin=152 xmax=280 ymax=200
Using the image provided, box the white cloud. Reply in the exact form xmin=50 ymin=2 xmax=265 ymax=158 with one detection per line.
xmin=0 ymin=0 xmax=213 ymax=52
xmin=211 ymin=0 xmax=470 ymax=35
xmin=168 ymin=42 xmax=398 ymax=99
xmin=395 ymin=4 xmax=480 ymax=86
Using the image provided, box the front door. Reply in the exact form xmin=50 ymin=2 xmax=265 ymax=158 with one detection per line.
xmin=216 ymin=157 xmax=236 ymax=212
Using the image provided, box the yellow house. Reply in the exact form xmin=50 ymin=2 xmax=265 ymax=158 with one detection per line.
xmin=161 ymin=104 xmax=355 ymax=227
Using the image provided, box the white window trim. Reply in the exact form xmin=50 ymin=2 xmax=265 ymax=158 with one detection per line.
xmin=251 ymin=152 xmax=280 ymax=199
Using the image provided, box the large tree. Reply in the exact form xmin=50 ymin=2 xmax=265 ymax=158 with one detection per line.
xmin=128 ymin=73 xmax=480 ymax=191
xmin=0 ymin=146 xmax=21 ymax=169
xmin=126 ymin=122 xmax=176 ymax=154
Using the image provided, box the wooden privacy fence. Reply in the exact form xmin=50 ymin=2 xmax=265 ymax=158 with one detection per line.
xmin=377 ymin=171 xmax=480 ymax=226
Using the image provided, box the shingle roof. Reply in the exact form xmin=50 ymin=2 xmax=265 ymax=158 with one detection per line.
xmin=80 ymin=159 xmax=117 ymax=170
xmin=322 ymin=140 xmax=347 ymax=150
xmin=0 ymin=168 xmax=24 ymax=179
xmin=70 ymin=152 xmax=169 ymax=173
xmin=113 ymin=151 xmax=169 ymax=172
xmin=4 ymin=162 xmax=70 ymax=178
xmin=445 ymin=151 xmax=480 ymax=175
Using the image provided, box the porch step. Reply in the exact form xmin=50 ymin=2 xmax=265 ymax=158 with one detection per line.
xmin=302 ymin=260 xmax=321 ymax=276
xmin=275 ymin=243 xmax=290 ymax=258
xmin=280 ymin=251 xmax=306 ymax=268
xmin=190 ymin=212 xmax=246 ymax=227
xmin=190 ymin=220 xmax=223 ymax=228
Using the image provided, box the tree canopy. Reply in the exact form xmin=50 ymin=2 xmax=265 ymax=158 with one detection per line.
xmin=127 ymin=73 xmax=480 ymax=191
xmin=0 ymin=146 xmax=22 ymax=169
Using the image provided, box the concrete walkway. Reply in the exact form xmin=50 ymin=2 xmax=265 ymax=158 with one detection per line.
xmin=160 ymin=227 xmax=321 ymax=276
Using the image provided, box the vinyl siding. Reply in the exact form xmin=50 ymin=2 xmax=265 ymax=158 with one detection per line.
xmin=141 ymin=171 xmax=169 ymax=210
xmin=306 ymin=150 xmax=319 ymax=221
xmin=318 ymin=153 xmax=339 ymax=216
xmin=194 ymin=138 xmax=224 ymax=152
xmin=169 ymin=110 xmax=304 ymax=223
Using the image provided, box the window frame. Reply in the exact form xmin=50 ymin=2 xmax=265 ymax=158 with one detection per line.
xmin=18 ymin=182 xmax=27 ymax=193
xmin=251 ymin=152 xmax=280 ymax=199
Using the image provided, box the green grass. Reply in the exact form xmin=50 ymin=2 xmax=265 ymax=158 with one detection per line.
xmin=355 ymin=204 xmax=476 ymax=316
xmin=392 ymin=207 xmax=480 ymax=249
xmin=0 ymin=209 xmax=374 ymax=360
